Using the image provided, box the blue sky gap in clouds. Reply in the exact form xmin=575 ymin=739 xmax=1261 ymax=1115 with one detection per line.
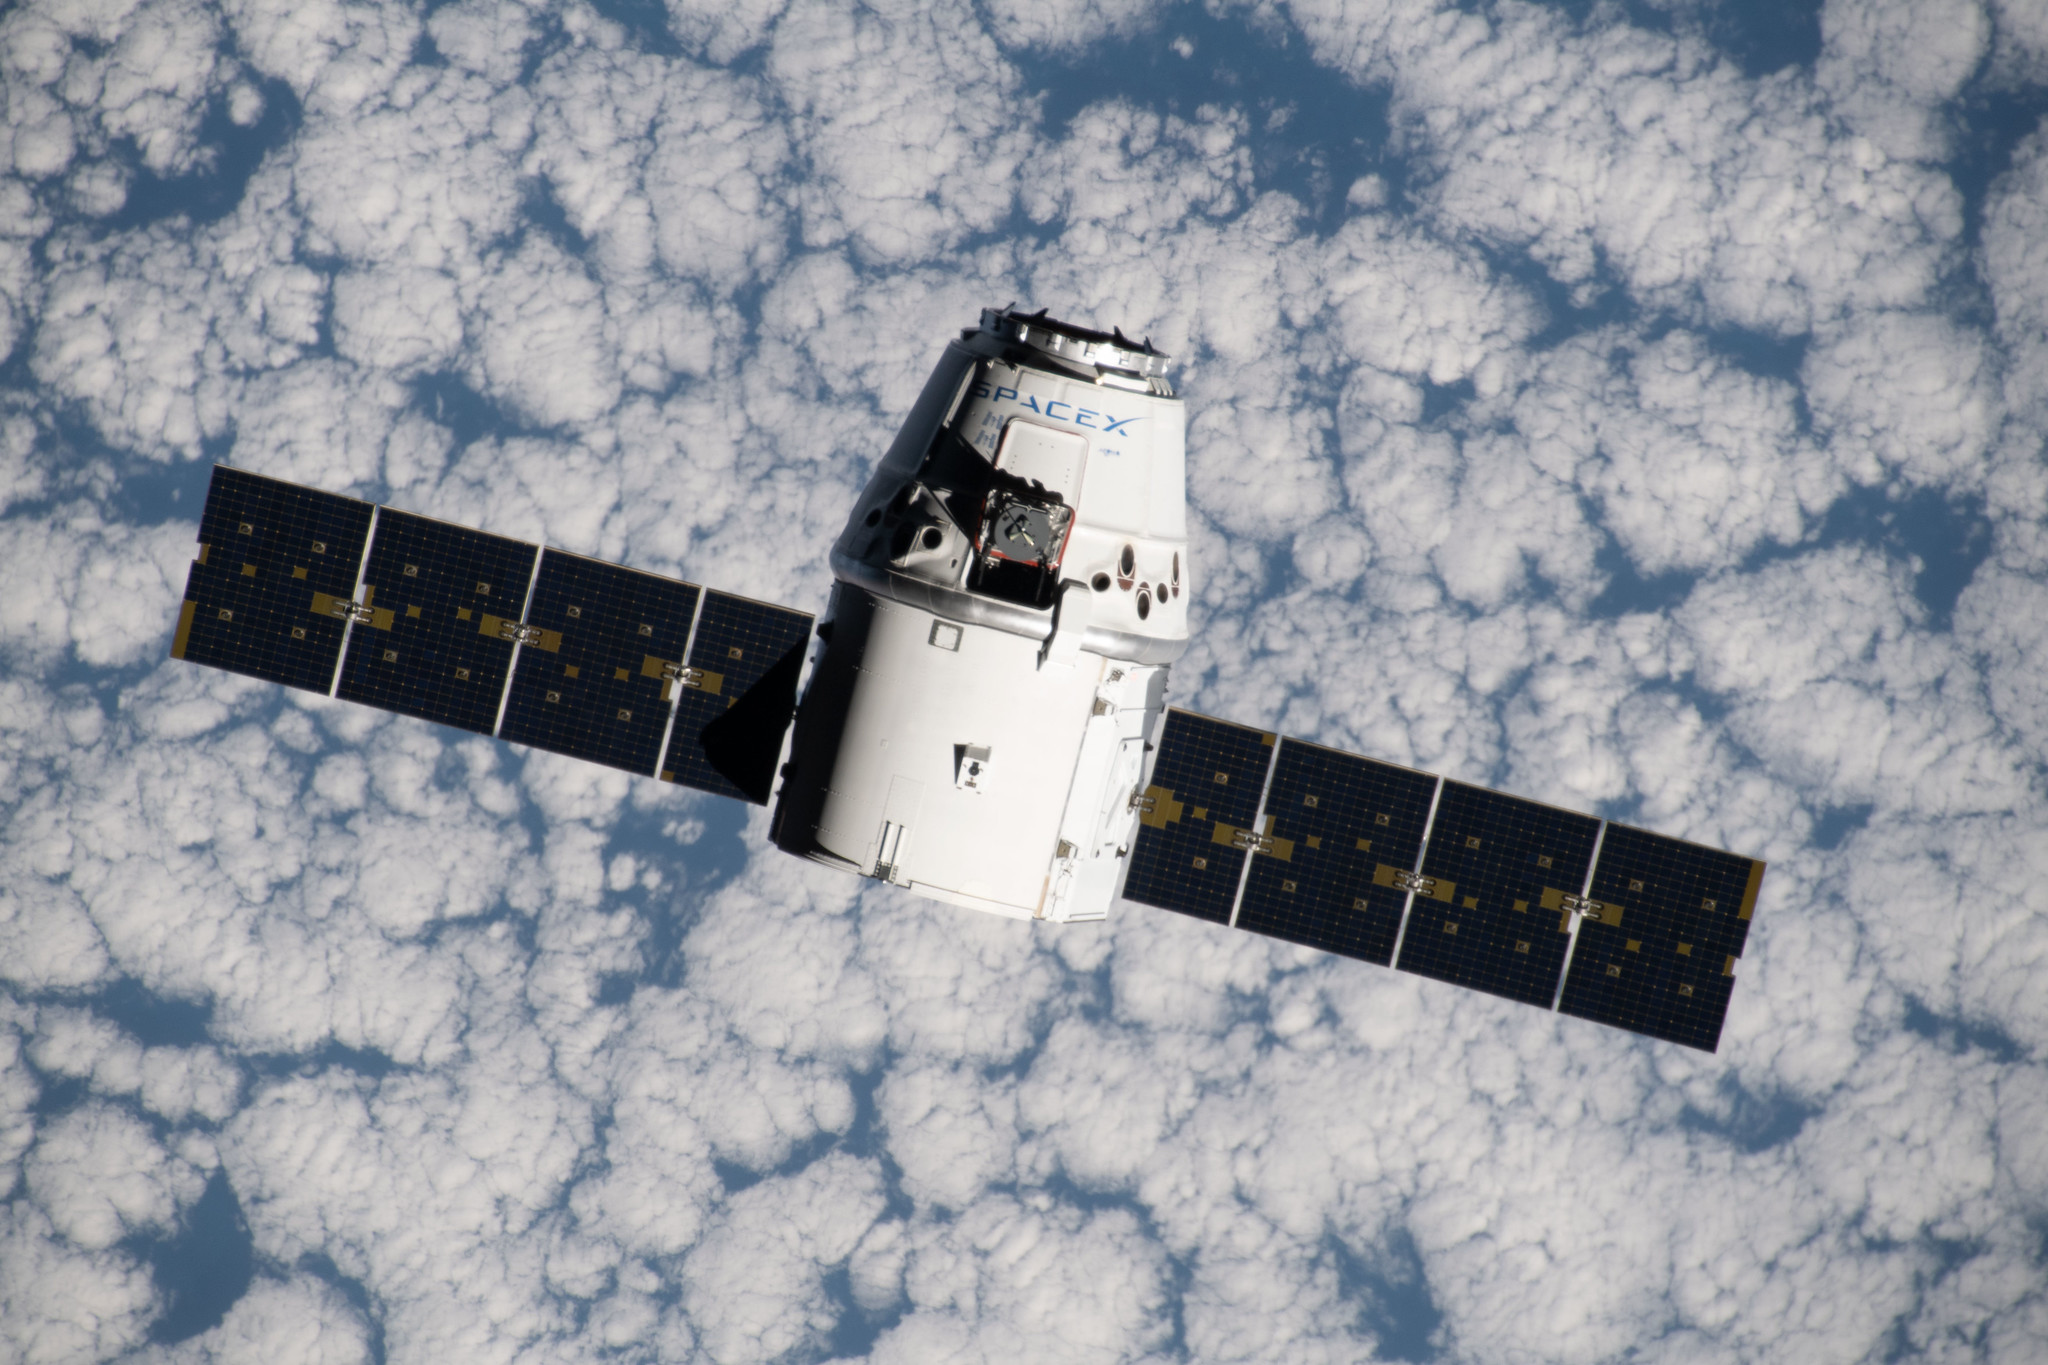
xmin=2 ymin=0 xmax=2047 ymax=1361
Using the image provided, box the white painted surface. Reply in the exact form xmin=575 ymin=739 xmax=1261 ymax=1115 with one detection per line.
xmin=809 ymin=332 xmax=1190 ymax=921
xmin=810 ymin=596 xmax=1162 ymax=921
xmin=994 ymin=419 xmax=1088 ymax=498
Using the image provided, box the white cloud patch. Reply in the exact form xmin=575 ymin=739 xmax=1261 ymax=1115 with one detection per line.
xmin=1676 ymin=546 xmax=2026 ymax=822
xmin=663 ymin=0 xmax=792 ymax=66
xmin=285 ymin=63 xmax=524 ymax=271
xmin=1284 ymin=0 xmax=1965 ymax=334
xmin=423 ymin=0 xmax=533 ymax=86
xmin=873 ymin=1195 xmax=1175 ymax=1363
xmin=35 ymin=233 xmax=237 ymax=460
xmin=1983 ymin=121 xmax=2048 ymax=426
xmin=878 ymin=1061 xmax=1019 ymax=1209
xmin=0 ymin=0 xmax=231 ymax=196
xmin=32 ymin=170 xmax=326 ymax=460
xmin=331 ymin=266 xmax=464 ymax=377
xmin=1511 ymin=326 xmax=1840 ymax=575
xmin=229 ymin=360 xmax=414 ymax=493
xmin=1817 ymin=0 xmax=1991 ymax=159
xmin=985 ymin=0 xmax=1164 ymax=54
xmin=468 ymin=237 xmax=622 ymax=429
xmin=0 ymin=1020 xmax=37 ymax=1196
xmin=24 ymin=1101 xmax=204 ymax=1250
xmin=0 ymin=505 xmax=191 ymax=668
xmin=766 ymin=0 xmax=1034 ymax=263
xmin=221 ymin=0 xmax=419 ymax=117
xmin=0 ymin=791 xmax=117 ymax=994
xmin=1803 ymin=309 xmax=2000 ymax=488
xmin=0 ymin=1203 xmax=159 ymax=1363
xmin=680 ymin=1152 xmax=888 ymax=1362
xmin=529 ymin=44 xmax=795 ymax=286
xmin=28 ymin=1007 xmax=240 ymax=1123
xmin=1021 ymin=100 xmax=1251 ymax=240
xmin=1988 ymin=0 xmax=2048 ymax=85
xmin=1317 ymin=214 xmax=1538 ymax=391
xmin=1956 ymin=565 xmax=2048 ymax=761
xmin=150 ymin=1275 xmax=376 ymax=1365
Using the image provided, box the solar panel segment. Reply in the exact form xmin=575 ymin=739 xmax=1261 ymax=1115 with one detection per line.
xmin=175 ymin=470 xmax=817 ymax=798
xmin=1199 ymin=723 xmax=1768 ymax=1050
xmin=660 ymin=591 xmax=813 ymax=803
xmin=334 ymin=509 xmax=540 ymax=735
xmin=1234 ymin=738 xmax=1440 ymax=966
xmin=171 ymin=466 xmax=375 ymax=693
xmin=1557 ymin=823 xmax=1766 ymax=1051
xmin=499 ymin=549 xmax=703 ymax=776
xmin=1394 ymin=781 xmax=1601 ymax=1009
xmin=1121 ymin=709 xmax=1277 ymax=924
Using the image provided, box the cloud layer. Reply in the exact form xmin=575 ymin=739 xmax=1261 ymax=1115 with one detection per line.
xmin=2 ymin=0 xmax=2046 ymax=1360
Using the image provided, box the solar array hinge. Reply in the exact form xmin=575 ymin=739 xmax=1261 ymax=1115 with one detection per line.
xmin=324 ymin=597 xmax=375 ymax=625
xmin=1561 ymin=894 xmax=1610 ymax=922
xmin=1230 ymin=828 xmax=1275 ymax=854
xmin=1130 ymin=789 xmax=1157 ymax=815
xmin=1391 ymin=870 xmax=1437 ymax=896
xmin=660 ymin=662 xmax=710 ymax=691
xmin=494 ymin=620 xmax=548 ymax=647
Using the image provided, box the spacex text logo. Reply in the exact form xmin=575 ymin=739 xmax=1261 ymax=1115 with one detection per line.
xmin=970 ymin=381 xmax=1143 ymax=435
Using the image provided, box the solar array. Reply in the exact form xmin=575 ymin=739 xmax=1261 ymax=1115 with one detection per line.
xmin=1236 ymin=738 xmax=1438 ymax=967
xmin=174 ymin=467 xmax=811 ymax=803
xmin=1125 ymin=709 xmax=1765 ymax=1051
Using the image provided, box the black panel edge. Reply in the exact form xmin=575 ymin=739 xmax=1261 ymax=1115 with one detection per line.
xmin=697 ymin=638 xmax=810 ymax=804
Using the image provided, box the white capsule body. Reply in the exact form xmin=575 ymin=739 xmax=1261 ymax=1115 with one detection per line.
xmin=773 ymin=316 xmax=1188 ymax=923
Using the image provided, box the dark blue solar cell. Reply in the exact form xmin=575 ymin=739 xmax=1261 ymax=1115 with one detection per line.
xmin=333 ymin=508 xmax=538 ymax=735
xmin=1558 ymin=824 xmax=1766 ymax=1051
xmin=1394 ymin=781 xmax=1600 ymax=1009
xmin=1235 ymin=738 xmax=1440 ymax=966
xmin=171 ymin=466 xmax=374 ymax=693
xmin=660 ymin=591 xmax=813 ymax=804
xmin=499 ymin=550 xmax=702 ymax=776
xmin=1121 ymin=709 xmax=1275 ymax=925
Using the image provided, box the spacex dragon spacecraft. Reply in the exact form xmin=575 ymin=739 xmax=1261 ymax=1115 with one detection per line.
xmin=169 ymin=307 xmax=1766 ymax=1052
